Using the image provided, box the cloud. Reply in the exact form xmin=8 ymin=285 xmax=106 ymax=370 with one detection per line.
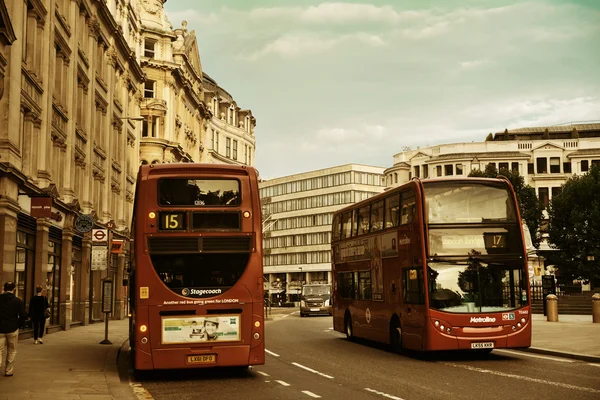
xmin=459 ymin=59 xmax=493 ymax=69
xmin=244 ymin=32 xmax=386 ymax=60
xmin=166 ymin=9 xmax=220 ymax=26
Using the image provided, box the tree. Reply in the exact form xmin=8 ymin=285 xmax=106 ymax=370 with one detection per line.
xmin=469 ymin=164 xmax=544 ymax=248
xmin=547 ymin=165 xmax=600 ymax=282
xmin=485 ymin=133 xmax=493 ymax=141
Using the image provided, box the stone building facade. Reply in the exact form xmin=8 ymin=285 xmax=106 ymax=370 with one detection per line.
xmin=0 ymin=0 xmax=256 ymax=334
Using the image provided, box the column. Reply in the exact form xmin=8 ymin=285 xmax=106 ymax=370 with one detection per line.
xmin=114 ymin=252 xmax=125 ymax=319
xmin=60 ymin=225 xmax=74 ymax=330
xmin=34 ymin=219 xmax=50 ymax=292
xmin=0 ymin=182 xmax=20 ymax=284
xmin=79 ymin=237 xmax=92 ymax=325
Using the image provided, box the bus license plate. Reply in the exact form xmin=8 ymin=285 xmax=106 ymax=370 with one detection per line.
xmin=471 ymin=342 xmax=494 ymax=349
xmin=187 ymin=354 xmax=217 ymax=364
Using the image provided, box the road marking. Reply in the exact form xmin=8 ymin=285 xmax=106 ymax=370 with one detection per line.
xmin=445 ymin=363 xmax=600 ymax=394
xmin=276 ymin=380 xmax=290 ymax=387
xmin=292 ymin=362 xmax=334 ymax=379
xmin=257 ymin=371 xmax=270 ymax=377
xmin=302 ymin=390 xmax=322 ymax=398
xmin=365 ymin=387 xmax=404 ymax=399
xmin=265 ymin=349 xmax=280 ymax=357
xmin=495 ymin=349 xmax=575 ymax=363
xmin=588 ymin=363 xmax=600 ymax=368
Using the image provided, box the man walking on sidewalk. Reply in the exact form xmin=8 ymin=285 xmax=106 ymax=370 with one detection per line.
xmin=0 ymin=281 xmax=27 ymax=377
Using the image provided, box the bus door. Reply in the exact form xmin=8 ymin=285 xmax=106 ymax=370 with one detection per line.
xmin=401 ymin=267 xmax=426 ymax=350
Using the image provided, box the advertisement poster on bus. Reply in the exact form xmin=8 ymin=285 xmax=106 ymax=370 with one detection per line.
xmin=161 ymin=315 xmax=241 ymax=344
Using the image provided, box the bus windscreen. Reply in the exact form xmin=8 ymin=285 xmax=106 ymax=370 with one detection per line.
xmin=424 ymin=182 xmax=516 ymax=224
xmin=158 ymin=178 xmax=241 ymax=206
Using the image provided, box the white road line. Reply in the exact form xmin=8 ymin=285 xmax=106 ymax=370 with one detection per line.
xmin=588 ymin=363 xmax=600 ymax=368
xmin=495 ymin=349 xmax=576 ymax=363
xmin=265 ymin=349 xmax=280 ymax=357
xmin=257 ymin=371 xmax=270 ymax=377
xmin=276 ymin=380 xmax=290 ymax=387
xmin=365 ymin=387 xmax=404 ymax=400
xmin=292 ymin=362 xmax=334 ymax=379
xmin=445 ymin=363 xmax=600 ymax=394
xmin=302 ymin=390 xmax=322 ymax=398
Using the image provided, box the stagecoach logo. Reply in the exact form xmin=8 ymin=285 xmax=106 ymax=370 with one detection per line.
xmin=470 ymin=317 xmax=496 ymax=323
xmin=502 ymin=313 xmax=515 ymax=321
xmin=180 ymin=288 xmax=223 ymax=298
xmin=181 ymin=288 xmax=190 ymax=296
xmin=365 ymin=308 xmax=371 ymax=324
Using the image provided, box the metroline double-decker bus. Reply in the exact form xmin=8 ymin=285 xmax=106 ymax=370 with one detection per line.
xmin=331 ymin=177 xmax=531 ymax=353
xmin=129 ymin=163 xmax=265 ymax=370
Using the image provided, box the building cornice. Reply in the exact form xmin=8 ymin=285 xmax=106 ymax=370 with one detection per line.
xmin=0 ymin=0 xmax=17 ymax=45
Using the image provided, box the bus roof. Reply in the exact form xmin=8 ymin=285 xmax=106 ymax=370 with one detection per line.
xmin=139 ymin=163 xmax=258 ymax=179
xmin=332 ymin=177 xmax=512 ymax=216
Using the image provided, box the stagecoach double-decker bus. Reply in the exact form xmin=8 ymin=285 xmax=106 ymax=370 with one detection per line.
xmin=129 ymin=163 xmax=265 ymax=371
xmin=331 ymin=177 xmax=531 ymax=353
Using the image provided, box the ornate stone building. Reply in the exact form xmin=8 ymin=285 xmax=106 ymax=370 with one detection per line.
xmin=0 ymin=0 xmax=258 ymax=336
xmin=0 ymin=0 xmax=144 ymax=333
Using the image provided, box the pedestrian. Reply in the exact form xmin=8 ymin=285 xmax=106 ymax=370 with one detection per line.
xmin=0 ymin=281 xmax=27 ymax=377
xmin=29 ymin=285 xmax=49 ymax=344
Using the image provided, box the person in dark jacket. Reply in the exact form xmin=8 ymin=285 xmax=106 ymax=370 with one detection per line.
xmin=29 ymin=285 xmax=49 ymax=345
xmin=0 ymin=281 xmax=27 ymax=377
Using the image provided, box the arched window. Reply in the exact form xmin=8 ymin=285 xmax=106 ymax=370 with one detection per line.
xmin=140 ymin=160 xmax=148 ymax=165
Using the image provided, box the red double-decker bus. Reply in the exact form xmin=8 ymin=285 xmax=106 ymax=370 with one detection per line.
xmin=129 ymin=163 xmax=265 ymax=371
xmin=331 ymin=177 xmax=531 ymax=353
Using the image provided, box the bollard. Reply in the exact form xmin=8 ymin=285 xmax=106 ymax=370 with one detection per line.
xmin=546 ymin=294 xmax=559 ymax=322
xmin=593 ymin=293 xmax=600 ymax=323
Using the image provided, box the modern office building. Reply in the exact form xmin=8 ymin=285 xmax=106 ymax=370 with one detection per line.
xmin=259 ymin=164 xmax=386 ymax=304
xmin=384 ymin=122 xmax=600 ymax=281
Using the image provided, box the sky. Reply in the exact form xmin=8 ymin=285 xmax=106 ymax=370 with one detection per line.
xmin=163 ymin=0 xmax=600 ymax=179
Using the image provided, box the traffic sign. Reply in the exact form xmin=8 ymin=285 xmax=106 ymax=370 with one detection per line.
xmin=92 ymin=228 xmax=108 ymax=242
xmin=91 ymin=247 xmax=108 ymax=270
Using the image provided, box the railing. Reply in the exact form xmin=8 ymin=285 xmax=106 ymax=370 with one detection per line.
xmin=531 ymin=282 xmax=582 ymax=301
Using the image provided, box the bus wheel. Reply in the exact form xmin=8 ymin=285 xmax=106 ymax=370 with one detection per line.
xmin=390 ymin=319 xmax=402 ymax=353
xmin=344 ymin=313 xmax=353 ymax=340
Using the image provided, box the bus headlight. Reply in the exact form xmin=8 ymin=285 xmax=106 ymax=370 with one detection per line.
xmin=140 ymin=325 xmax=147 ymax=332
xmin=324 ymin=299 xmax=330 ymax=306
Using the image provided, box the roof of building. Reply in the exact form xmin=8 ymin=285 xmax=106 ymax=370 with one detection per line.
xmin=428 ymin=151 xmax=531 ymax=162
xmin=566 ymin=148 xmax=600 ymax=157
xmin=496 ymin=123 xmax=600 ymax=134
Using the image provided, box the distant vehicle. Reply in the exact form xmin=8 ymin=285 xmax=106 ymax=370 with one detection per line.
xmin=300 ymin=284 xmax=332 ymax=317
xmin=129 ymin=163 xmax=265 ymax=371
xmin=331 ymin=177 xmax=531 ymax=353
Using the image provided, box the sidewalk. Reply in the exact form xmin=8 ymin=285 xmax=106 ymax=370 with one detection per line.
xmin=527 ymin=313 xmax=600 ymax=362
xmin=0 ymin=319 xmax=136 ymax=400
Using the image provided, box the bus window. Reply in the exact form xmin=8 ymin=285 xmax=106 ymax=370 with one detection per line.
xmin=332 ymin=215 xmax=341 ymax=241
xmin=404 ymin=268 xmax=424 ymax=304
xmin=341 ymin=211 xmax=353 ymax=239
xmin=358 ymin=271 xmax=372 ymax=300
xmin=384 ymin=194 xmax=399 ymax=228
xmin=357 ymin=205 xmax=370 ymax=235
xmin=400 ymin=192 xmax=415 ymax=225
xmin=370 ymin=200 xmax=384 ymax=232
xmin=158 ymin=178 xmax=241 ymax=206
xmin=338 ymin=272 xmax=355 ymax=299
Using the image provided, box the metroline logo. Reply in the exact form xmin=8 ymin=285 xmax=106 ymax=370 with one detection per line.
xmin=470 ymin=316 xmax=496 ymax=323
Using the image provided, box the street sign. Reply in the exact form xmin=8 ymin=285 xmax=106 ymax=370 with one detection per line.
xmin=111 ymin=239 xmax=124 ymax=254
xmin=107 ymin=220 xmax=115 ymax=230
xmin=75 ymin=214 xmax=94 ymax=234
xmin=92 ymin=228 xmax=108 ymax=242
xmin=91 ymin=247 xmax=108 ymax=270
xmin=30 ymin=197 xmax=52 ymax=218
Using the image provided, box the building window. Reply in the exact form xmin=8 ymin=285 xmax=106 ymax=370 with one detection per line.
xmin=244 ymin=144 xmax=248 ymax=164
xmin=498 ymin=162 xmax=508 ymax=171
xmin=538 ymin=187 xmax=549 ymax=209
xmin=144 ymin=81 xmax=155 ymax=98
xmin=233 ymin=140 xmax=238 ymax=160
xmin=444 ymin=164 xmax=453 ymax=176
xmin=550 ymin=157 xmax=560 ymax=173
xmin=536 ymin=157 xmax=547 ymax=174
xmin=528 ymin=163 xmax=534 ymax=174
xmin=215 ymin=132 xmax=219 ymax=153
xmin=456 ymin=164 xmax=463 ymax=175
xmin=436 ymin=166 xmax=442 ymax=177
xmin=551 ymin=187 xmax=561 ymax=198
xmin=211 ymin=130 xmax=215 ymax=150
xmin=144 ymin=39 xmax=156 ymax=58
xmin=563 ymin=162 xmax=572 ymax=173
xmin=582 ymin=160 xmax=589 ymax=172
xmin=592 ymin=159 xmax=600 ymax=168
xmin=422 ymin=165 xmax=429 ymax=178
xmin=511 ymin=162 xmax=519 ymax=172
xmin=142 ymin=119 xmax=148 ymax=137
xmin=413 ymin=166 xmax=420 ymax=178
xmin=226 ymin=137 xmax=231 ymax=158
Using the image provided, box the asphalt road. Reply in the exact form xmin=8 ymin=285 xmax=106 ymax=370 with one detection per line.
xmin=135 ymin=308 xmax=600 ymax=400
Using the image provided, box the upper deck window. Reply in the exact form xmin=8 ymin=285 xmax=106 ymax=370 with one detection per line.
xmin=158 ymin=179 xmax=241 ymax=206
xmin=424 ymin=182 xmax=516 ymax=224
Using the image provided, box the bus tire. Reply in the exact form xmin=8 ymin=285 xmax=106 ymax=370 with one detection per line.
xmin=344 ymin=312 xmax=354 ymax=341
xmin=390 ymin=318 xmax=402 ymax=353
